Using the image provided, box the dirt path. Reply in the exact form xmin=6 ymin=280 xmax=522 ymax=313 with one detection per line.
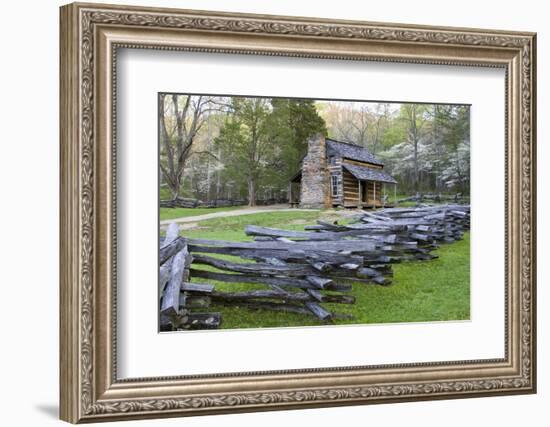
xmin=160 ymin=204 xmax=318 ymax=227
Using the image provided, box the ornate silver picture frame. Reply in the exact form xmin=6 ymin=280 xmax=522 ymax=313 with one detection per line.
xmin=60 ymin=2 xmax=536 ymax=423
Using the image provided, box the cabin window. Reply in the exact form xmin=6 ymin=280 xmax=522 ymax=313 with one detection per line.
xmin=328 ymin=155 xmax=336 ymax=165
xmin=331 ymin=175 xmax=340 ymax=197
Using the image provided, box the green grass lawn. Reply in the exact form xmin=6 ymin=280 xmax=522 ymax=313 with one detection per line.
xmin=160 ymin=206 xmax=245 ymax=221
xmin=165 ymin=210 xmax=470 ymax=329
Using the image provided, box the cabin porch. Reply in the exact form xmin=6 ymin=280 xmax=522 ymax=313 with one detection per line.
xmin=342 ymin=170 xmax=387 ymax=208
xmin=341 ymin=163 xmax=397 ymax=208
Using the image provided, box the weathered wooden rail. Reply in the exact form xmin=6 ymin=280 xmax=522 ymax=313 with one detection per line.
xmin=160 ymin=197 xmax=285 ymax=209
xmin=159 ymin=223 xmax=222 ymax=331
xmin=160 ymin=197 xmax=200 ymax=208
xmin=159 ymin=231 xmax=358 ymax=331
xmin=397 ymin=192 xmax=467 ymax=204
xmin=243 ymin=204 xmax=470 ymax=285
xmin=160 ymin=197 xmax=246 ymax=209
xmin=159 ymin=204 xmax=470 ymax=331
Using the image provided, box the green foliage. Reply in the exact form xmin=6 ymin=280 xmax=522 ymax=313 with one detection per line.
xmin=176 ymin=211 xmax=470 ymax=329
xmin=159 ymin=186 xmax=195 ymax=201
xmin=269 ymin=98 xmax=327 ymax=176
xmin=377 ymin=104 xmax=470 ymax=194
xmin=215 ymin=97 xmax=327 ymax=205
xmin=379 ymin=121 xmax=406 ymax=150
xmin=159 ymin=95 xmax=470 ymax=203
xmin=159 ymin=186 xmax=172 ymax=200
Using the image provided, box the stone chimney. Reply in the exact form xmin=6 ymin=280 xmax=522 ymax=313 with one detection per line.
xmin=300 ymin=134 xmax=330 ymax=208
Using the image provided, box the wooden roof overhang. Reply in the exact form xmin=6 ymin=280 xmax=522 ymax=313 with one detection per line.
xmin=342 ymin=163 xmax=397 ymax=184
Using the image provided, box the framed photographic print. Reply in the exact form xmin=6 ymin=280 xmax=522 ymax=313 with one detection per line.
xmin=59 ymin=2 xmax=537 ymax=423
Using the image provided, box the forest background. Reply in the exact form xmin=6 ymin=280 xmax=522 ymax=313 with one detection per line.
xmin=159 ymin=94 xmax=471 ymax=206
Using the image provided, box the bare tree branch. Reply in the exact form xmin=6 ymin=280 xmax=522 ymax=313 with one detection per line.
xmin=159 ymin=94 xmax=224 ymax=199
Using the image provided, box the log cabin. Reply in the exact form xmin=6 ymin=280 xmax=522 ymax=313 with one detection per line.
xmin=289 ymin=134 xmax=397 ymax=208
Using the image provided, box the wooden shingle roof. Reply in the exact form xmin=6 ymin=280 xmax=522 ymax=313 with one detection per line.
xmin=343 ymin=163 xmax=397 ymax=184
xmin=326 ymin=138 xmax=384 ymax=166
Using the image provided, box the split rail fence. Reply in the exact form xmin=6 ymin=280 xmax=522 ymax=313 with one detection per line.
xmin=160 ymin=197 xmax=246 ymax=209
xmin=159 ymin=204 xmax=470 ymax=331
xmin=397 ymin=193 xmax=467 ymax=204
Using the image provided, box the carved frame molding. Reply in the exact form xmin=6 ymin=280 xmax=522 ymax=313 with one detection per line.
xmin=60 ymin=2 xmax=536 ymax=423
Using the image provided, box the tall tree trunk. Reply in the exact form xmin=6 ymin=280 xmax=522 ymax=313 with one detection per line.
xmin=189 ymin=166 xmax=193 ymax=195
xmin=248 ymin=177 xmax=256 ymax=207
xmin=159 ymin=94 xmax=217 ymax=200
xmin=455 ymin=154 xmax=464 ymax=194
xmin=409 ymin=106 xmax=420 ymax=193
xmin=216 ymin=150 xmax=222 ymax=200
xmin=413 ymin=140 xmax=419 ymax=192
xmin=431 ymin=104 xmax=441 ymax=192
xmin=159 ymin=94 xmax=178 ymax=199
xmin=205 ymin=114 xmax=212 ymax=202
xmin=206 ymin=158 xmax=211 ymax=202
xmin=171 ymin=175 xmax=182 ymax=200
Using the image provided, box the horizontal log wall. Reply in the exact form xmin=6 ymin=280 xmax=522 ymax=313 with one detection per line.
xmin=343 ymin=169 xmax=359 ymax=205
